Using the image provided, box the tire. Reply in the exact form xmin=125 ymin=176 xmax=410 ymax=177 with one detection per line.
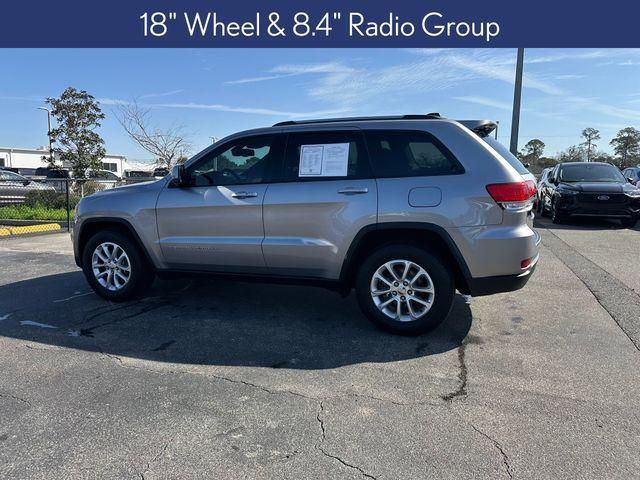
xmin=621 ymin=218 xmax=638 ymax=228
xmin=551 ymin=201 xmax=565 ymax=224
xmin=536 ymin=196 xmax=543 ymax=215
xmin=355 ymin=244 xmax=455 ymax=336
xmin=82 ymin=229 xmax=155 ymax=302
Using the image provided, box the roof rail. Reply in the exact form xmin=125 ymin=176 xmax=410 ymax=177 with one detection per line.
xmin=273 ymin=113 xmax=442 ymax=127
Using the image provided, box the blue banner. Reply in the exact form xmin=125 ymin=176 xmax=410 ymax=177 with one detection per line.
xmin=1 ymin=0 xmax=639 ymax=47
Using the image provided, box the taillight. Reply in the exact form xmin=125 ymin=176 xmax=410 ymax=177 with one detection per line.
xmin=486 ymin=180 xmax=537 ymax=211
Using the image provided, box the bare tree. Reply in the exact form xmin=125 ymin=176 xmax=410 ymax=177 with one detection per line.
xmin=116 ymin=101 xmax=192 ymax=169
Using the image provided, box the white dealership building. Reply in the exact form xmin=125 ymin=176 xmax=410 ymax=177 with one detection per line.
xmin=0 ymin=146 xmax=129 ymax=176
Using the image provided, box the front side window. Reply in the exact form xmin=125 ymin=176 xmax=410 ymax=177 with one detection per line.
xmin=190 ymin=135 xmax=281 ymax=186
xmin=365 ymin=130 xmax=464 ymax=178
xmin=281 ymin=131 xmax=370 ymax=181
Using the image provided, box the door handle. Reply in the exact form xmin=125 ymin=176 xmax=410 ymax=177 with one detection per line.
xmin=337 ymin=187 xmax=369 ymax=195
xmin=231 ymin=191 xmax=258 ymax=199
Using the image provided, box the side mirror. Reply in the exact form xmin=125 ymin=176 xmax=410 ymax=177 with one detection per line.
xmin=23 ymin=180 xmax=30 ymax=186
xmin=627 ymin=177 xmax=634 ymax=184
xmin=523 ymin=162 xmax=531 ymax=169
xmin=170 ymin=164 xmax=189 ymax=187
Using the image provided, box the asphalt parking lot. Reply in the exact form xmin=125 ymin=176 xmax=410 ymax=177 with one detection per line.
xmin=1 ymin=217 xmax=639 ymax=479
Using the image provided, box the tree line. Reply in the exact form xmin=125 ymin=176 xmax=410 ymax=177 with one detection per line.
xmin=518 ymin=127 xmax=640 ymax=173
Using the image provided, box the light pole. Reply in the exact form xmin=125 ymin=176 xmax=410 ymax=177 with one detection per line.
xmin=510 ymin=48 xmax=524 ymax=156
xmin=37 ymin=107 xmax=54 ymax=165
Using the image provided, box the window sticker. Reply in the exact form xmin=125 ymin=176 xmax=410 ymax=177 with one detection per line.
xmin=299 ymin=143 xmax=349 ymax=177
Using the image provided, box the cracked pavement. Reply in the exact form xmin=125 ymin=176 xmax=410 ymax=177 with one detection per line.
xmin=0 ymin=220 xmax=639 ymax=479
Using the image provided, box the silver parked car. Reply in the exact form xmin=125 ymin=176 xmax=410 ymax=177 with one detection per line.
xmin=73 ymin=114 xmax=540 ymax=335
xmin=0 ymin=170 xmax=55 ymax=205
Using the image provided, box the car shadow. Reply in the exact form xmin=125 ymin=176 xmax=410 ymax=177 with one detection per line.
xmin=0 ymin=271 xmax=472 ymax=370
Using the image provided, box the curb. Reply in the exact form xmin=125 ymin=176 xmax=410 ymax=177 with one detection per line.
xmin=0 ymin=223 xmax=62 ymax=236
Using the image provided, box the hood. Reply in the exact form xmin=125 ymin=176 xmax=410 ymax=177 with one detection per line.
xmin=559 ymin=181 xmax=628 ymax=193
xmin=87 ymin=178 xmax=163 ymax=198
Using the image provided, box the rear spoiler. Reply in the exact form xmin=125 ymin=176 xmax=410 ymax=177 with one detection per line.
xmin=457 ymin=120 xmax=498 ymax=138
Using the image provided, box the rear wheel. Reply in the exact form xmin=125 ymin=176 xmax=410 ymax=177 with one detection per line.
xmin=355 ymin=245 xmax=455 ymax=335
xmin=82 ymin=229 xmax=154 ymax=301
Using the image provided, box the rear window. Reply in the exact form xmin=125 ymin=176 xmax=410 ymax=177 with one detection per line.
xmin=483 ymin=137 xmax=530 ymax=175
xmin=365 ymin=130 xmax=463 ymax=178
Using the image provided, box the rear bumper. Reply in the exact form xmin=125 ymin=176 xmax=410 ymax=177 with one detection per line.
xmin=467 ymin=262 xmax=537 ymax=296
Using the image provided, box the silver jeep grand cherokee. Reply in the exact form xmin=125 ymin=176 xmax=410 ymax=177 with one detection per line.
xmin=73 ymin=114 xmax=539 ymax=335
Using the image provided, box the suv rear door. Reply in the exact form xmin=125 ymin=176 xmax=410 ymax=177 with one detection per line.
xmin=262 ymin=129 xmax=376 ymax=279
xmin=156 ymin=134 xmax=284 ymax=271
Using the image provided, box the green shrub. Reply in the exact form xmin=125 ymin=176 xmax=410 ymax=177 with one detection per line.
xmin=24 ymin=190 xmax=81 ymax=210
xmin=0 ymin=205 xmax=75 ymax=221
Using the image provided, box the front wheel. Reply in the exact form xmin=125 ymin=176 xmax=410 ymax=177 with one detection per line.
xmin=355 ymin=245 xmax=455 ymax=335
xmin=82 ymin=230 xmax=155 ymax=302
xmin=551 ymin=201 xmax=565 ymax=224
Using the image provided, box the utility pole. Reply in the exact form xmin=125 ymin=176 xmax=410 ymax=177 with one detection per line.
xmin=37 ymin=107 xmax=54 ymax=165
xmin=510 ymin=48 xmax=524 ymax=156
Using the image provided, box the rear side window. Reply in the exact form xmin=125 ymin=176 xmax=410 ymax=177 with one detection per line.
xmin=282 ymin=131 xmax=371 ymax=181
xmin=483 ymin=137 xmax=530 ymax=175
xmin=365 ymin=130 xmax=464 ymax=178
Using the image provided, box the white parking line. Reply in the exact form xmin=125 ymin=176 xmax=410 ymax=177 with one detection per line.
xmin=53 ymin=292 xmax=93 ymax=303
xmin=20 ymin=321 xmax=57 ymax=329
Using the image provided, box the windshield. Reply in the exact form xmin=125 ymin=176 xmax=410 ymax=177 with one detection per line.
xmin=559 ymin=164 xmax=624 ymax=183
xmin=483 ymin=137 xmax=530 ymax=175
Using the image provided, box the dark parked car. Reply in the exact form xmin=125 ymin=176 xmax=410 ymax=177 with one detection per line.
xmin=538 ymin=162 xmax=640 ymax=227
xmin=34 ymin=167 xmax=71 ymax=179
xmin=622 ymin=167 xmax=640 ymax=185
xmin=0 ymin=170 xmax=55 ymax=205
xmin=153 ymin=167 xmax=170 ymax=178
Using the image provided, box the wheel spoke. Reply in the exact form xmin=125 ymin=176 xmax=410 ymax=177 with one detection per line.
xmin=401 ymin=262 xmax=411 ymax=280
xmin=385 ymin=263 xmax=401 ymax=281
xmin=374 ymin=273 xmax=393 ymax=288
xmin=395 ymin=298 xmax=402 ymax=319
xmin=371 ymin=288 xmax=390 ymax=296
xmin=411 ymin=284 xmax=434 ymax=293
xmin=410 ymin=296 xmax=432 ymax=307
xmin=378 ymin=297 xmax=396 ymax=309
xmin=407 ymin=300 xmax=418 ymax=319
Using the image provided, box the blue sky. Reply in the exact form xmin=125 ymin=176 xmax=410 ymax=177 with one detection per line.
xmin=1 ymin=48 xmax=639 ymax=162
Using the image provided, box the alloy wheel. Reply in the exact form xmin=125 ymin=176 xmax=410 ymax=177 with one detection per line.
xmin=370 ymin=259 xmax=435 ymax=322
xmin=91 ymin=242 xmax=132 ymax=291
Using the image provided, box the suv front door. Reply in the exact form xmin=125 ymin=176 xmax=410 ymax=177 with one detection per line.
xmin=156 ymin=134 xmax=284 ymax=271
xmin=262 ymin=129 xmax=377 ymax=279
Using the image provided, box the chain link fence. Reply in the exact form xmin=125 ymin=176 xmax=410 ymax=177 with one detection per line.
xmin=0 ymin=176 xmax=121 ymax=236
